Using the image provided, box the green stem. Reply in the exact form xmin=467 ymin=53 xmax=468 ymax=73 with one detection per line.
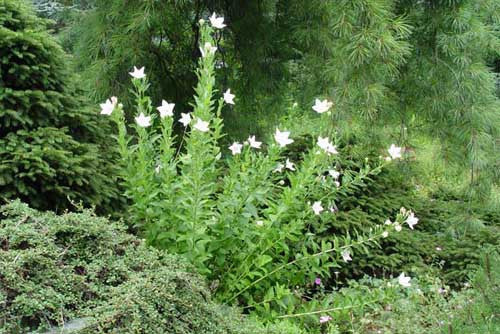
xmin=226 ymin=233 xmax=381 ymax=304
xmin=277 ymin=299 xmax=380 ymax=319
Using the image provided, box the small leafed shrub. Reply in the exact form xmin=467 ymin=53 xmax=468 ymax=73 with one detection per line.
xmin=0 ymin=201 xmax=306 ymax=333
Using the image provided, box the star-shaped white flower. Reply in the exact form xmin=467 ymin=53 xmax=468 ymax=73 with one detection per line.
xmin=388 ymin=144 xmax=402 ymax=160
xmin=100 ymin=96 xmax=118 ymax=115
xmin=274 ymin=163 xmax=284 ymax=173
xmin=274 ymin=129 xmax=294 ymax=148
xmin=209 ymin=12 xmax=226 ymax=29
xmin=179 ymin=113 xmax=192 ymax=127
xmin=312 ymin=98 xmax=333 ymax=114
xmin=157 ymin=100 xmax=175 ymax=118
xmin=200 ymin=42 xmax=217 ymax=58
xmin=285 ymin=158 xmax=295 ymax=171
xmin=382 ymin=231 xmax=389 ymax=238
xmin=247 ymin=135 xmax=262 ymax=149
xmin=384 ymin=219 xmax=392 ymax=225
xmin=317 ymin=137 xmax=330 ymax=151
xmin=333 ymin=181 xmax=340 ymax=187
xmin=398 ymin=272 xmax=411 ymax=287
xmin=342 ymin=250 xmax=352 ymax=262
xmin=223 ymin=89 xmax=235 ymax=105
xmin=328 ymin=169 xmax=340 ymax=179
xmin=312 ymin=201 xmax=324 ymax=215
xmin=317 ymin=136 xmax=338 ymax=155
xmin=129 ymin=66 xmax=146 ymax=79
xmin=256 ymin=220 xmax=264 ymax=227
xmin=193 ymin=118 xmax=210 ymax=132
xmin=135 ymin=112 xmax=151 ymax=127
xmin=406 ymin=212 xmax=419 ymax=229
xmin=229 ymin=142 xmax=243 ymax=155
xmin=394 ymin=223 xmax=402 ymax=232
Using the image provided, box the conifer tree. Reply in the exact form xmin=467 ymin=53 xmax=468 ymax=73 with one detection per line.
xmin=0 ymin=0 xmax=118 ymax=211
xmin=395 ymin=0 xmax=500 ymax=197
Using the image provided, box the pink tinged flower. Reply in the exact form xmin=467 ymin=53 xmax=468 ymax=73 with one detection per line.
xmin=274 ymin=129 xmax=294 ymax=148
xmin=229 ymin=142 xmax=243 ymax=155
xmin=157 ymin=100 xmax=175 ymax=118
xmin=312 ymin=98 xmax=333 ymax=114
xmin=328 ymin=169 xmax=340 ymax=179
xmin=209 ymin=12 xmax=226 ymax=29
xmin=193 ymin=118 xmax=210 ymax=132
xmin=285 ymin=158 xmax=295 ymax=171
xmin=223 ymin=89 xmax=235 ymax=104
xmin=100 ymin=97 xmax=117 ymax=115
xmin=247 ymin=135 xmax=262 ymax=149
xmin=129 ymin=66 xmax=146 ymax=79
xmin=312 ymin=201 xmax=323 ymax=215
xmin=342 ymin=250 xmax=352 ymax=262
xmin=135 ymin=113 xmax=151 ymax=127
xmin=388 ymin=144 xmax=402 ymax=160
xmin=179 ymin=113 xmax=192 ymax=126
xmin=394 ymin=223 xmax=402 ymax=232
xmin=274 ymin=163 xmax=284 ymax=173
xmin=319 ymin=315 xmax=332 ymax=324
xmin=406 ymin=212 xmax=419 ymax=229
xmin=200 ymin=42 xmax=217 ymax=58
xmin=382 ymin=231 xmax=389 ymax=238
xmin=314 ymin=277 xmax=322 ymax=285
xmin=398 ymin=272 xmax=411 ymax=287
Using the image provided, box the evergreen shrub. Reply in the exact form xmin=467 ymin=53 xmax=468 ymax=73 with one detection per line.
xmin=0 ymin=0 xmax=119 ymax=212
xmin=0 ymin=200 xmax=305 ymax=333
xmin=281 ymin=115 xmax=499 ymax=288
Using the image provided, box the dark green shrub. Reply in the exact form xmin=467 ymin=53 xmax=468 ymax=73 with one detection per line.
xmin=0 ymin=201 xmax=305 ymax=333
xmin=282 ymin=123 xmax=499 ymax=288
xmin=0 ymin=0 xmax=119 ymax=212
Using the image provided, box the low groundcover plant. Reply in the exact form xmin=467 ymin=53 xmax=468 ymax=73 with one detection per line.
xmin=100 ymin=16 xmax=418 ymax=326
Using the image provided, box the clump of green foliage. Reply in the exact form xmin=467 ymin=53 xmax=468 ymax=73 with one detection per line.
xmin=0 ymin=200 xmax=306 ymax=333
xmin=106 ymin=19 xmax=417 ymax=325
xmin=0 ymin=0 xmax=118 ymax=212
